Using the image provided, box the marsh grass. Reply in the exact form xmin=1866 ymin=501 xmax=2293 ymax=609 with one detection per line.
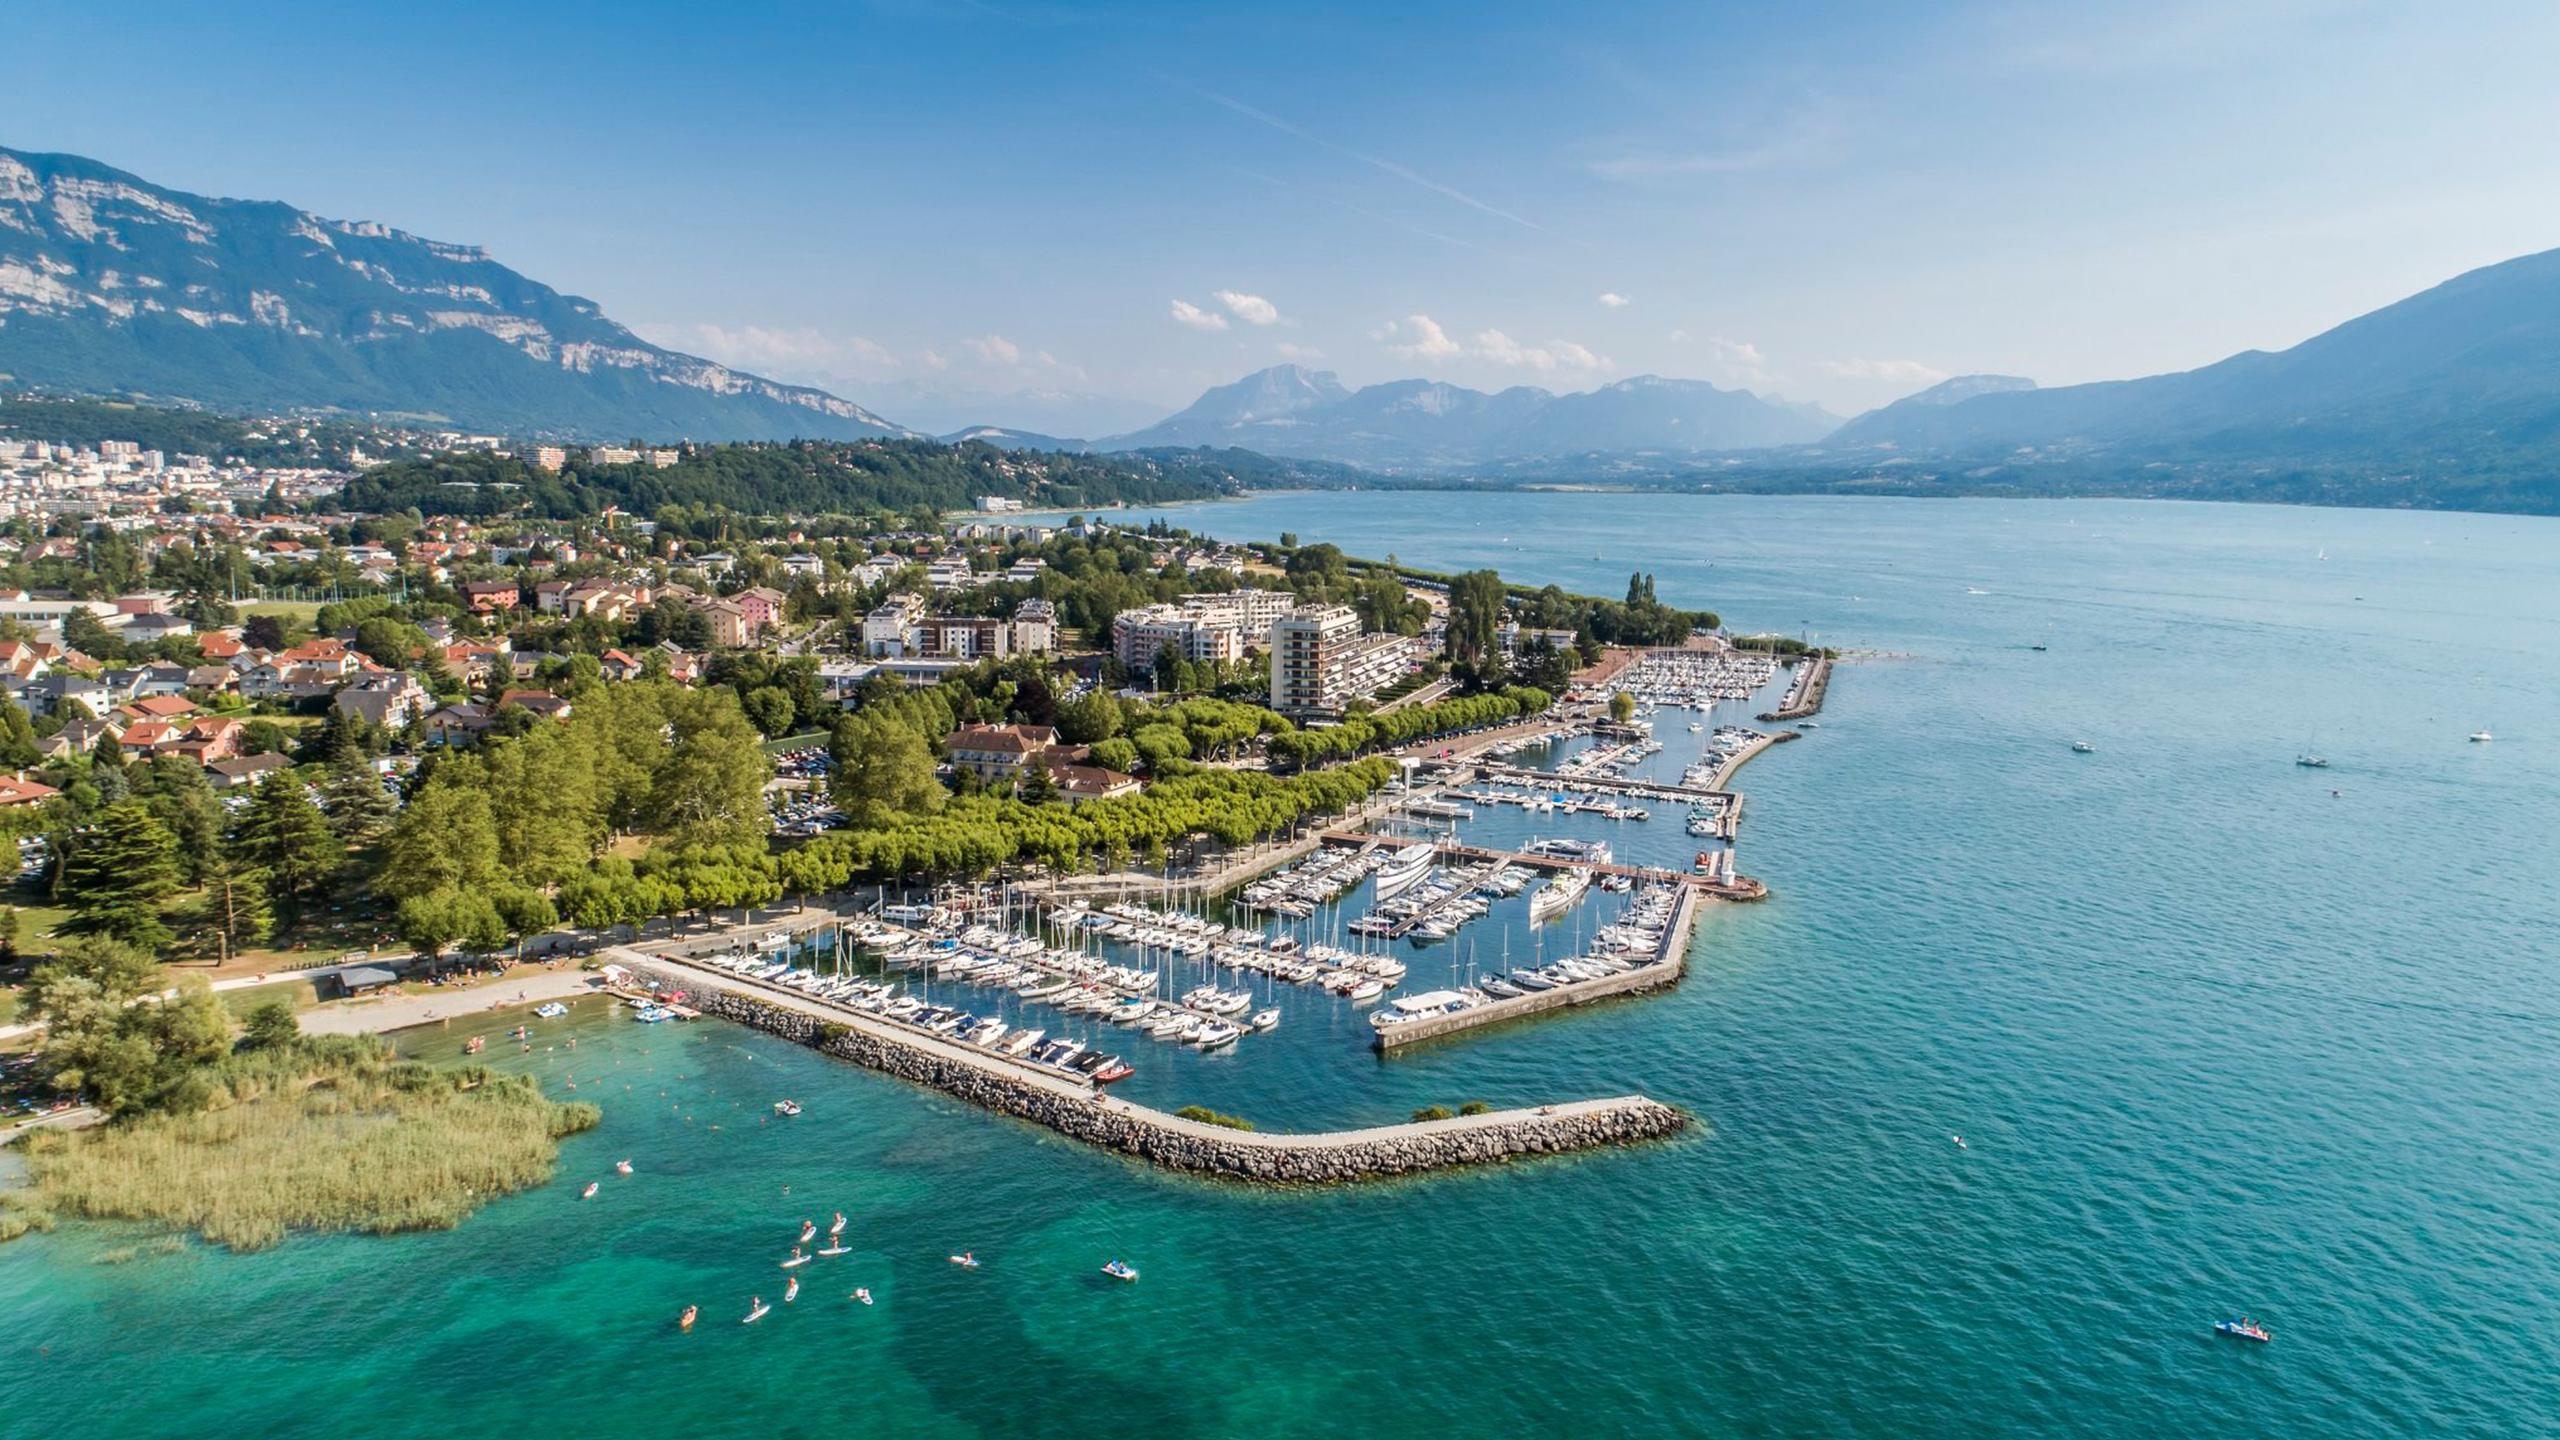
xmin=19 ymin=1038 xmax=599 ymax=1250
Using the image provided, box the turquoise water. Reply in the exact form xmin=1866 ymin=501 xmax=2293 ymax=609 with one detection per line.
xmin=9 ymin=494 xmax=2559 ymax=1437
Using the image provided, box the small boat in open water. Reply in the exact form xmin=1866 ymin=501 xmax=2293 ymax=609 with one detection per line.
xmin=2214 ymin=1317 xmax=2272 ymax=1343
xmin=580 ymin=1182 xmax=599 ymax=1200
xmin=2071 ymin=740 xmax=2096 ymax=754
xmin=1101 ymin=1260 xmax=1139 ymax=1282
xmin=678 ymin=1305 xmax=697 ymax=1331
xmin=773 ymin=1099 xmax=802 ymax=1117
xmin=615 ymin=1159 xmax=633 ymax=1175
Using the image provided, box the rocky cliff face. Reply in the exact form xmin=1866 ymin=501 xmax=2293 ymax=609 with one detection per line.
xmin=0 ymin=147 xmax=911 ymax=441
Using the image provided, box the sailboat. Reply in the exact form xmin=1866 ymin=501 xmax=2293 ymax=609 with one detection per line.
xmin=2469 ymin=728 xmax=2495 ymax=743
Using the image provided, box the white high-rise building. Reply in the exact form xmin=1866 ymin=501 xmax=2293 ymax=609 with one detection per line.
xmin=1268 ymin=604 xmax=1416 ymax=716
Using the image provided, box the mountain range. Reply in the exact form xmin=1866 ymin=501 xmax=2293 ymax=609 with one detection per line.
xmin=1097 ymin=366 xmax=1838 ymax=469
xmin=1822 ymin=249 xmax=2560 ymax=473
xmin=0 ymin=146 xmax=910 ymax=442
xmin=8 ymin=144 xmax=2560 ymax=511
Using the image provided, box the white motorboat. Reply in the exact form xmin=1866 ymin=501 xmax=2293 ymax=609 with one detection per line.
xmin=1370 ymin=842 xmax=1437 ymax=900
xmin=1249 ymin=1008 xmax=1281 ymax=1031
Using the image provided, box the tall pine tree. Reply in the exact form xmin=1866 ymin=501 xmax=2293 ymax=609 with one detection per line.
xmin=231 ymin=771 xmax=343 ymax=920
xmin=60 ymin=799 xmax=181 ymax=952
xmin=321 ymin=736 xmax=399 ymax=848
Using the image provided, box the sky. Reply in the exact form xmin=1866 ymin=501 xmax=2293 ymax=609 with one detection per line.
xmin=8 ymin=1 xmax=2560 ymax=435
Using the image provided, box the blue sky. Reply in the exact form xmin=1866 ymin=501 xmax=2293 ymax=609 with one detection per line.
xmin=8 ymin=1 xmax=2560 ymax=434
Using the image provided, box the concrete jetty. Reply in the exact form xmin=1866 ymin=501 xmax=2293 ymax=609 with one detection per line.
xmin=1373 ymin=884 xmax=1702 ymax=1052
xmin=619 ymin=949 xmax=1689 ymax=1182
xmin=1760 ymin=655 xmax=1832 ymax=722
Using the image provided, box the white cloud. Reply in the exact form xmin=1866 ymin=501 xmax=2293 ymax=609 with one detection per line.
xmin=1169 ymin=299 xmax=1228 ymax=332
xmin=1815 ymin=357 xmax=1950 ymax=384
xmin=1214 ymin=289 xmax=1282 ymax=325
xmin=1681 ymin=334 xmax=1768 ymax=381
xmin=968 ymin=334 xmax=1022 ymax=366
xmin=1275 ymin=341 xmax=1326 ymax=361
xmin=1597 ymin=292 xmax=1630 ymax=309
xmin=644 ymin=323 xmax=901 ymax=379
xmin=1472 ymin=329 xmax=1608 ymax=372
xmin=1380 ymin=313 xmax=1460 ymax=361
xmin=919 ymin=349 xmax=950 ymax=372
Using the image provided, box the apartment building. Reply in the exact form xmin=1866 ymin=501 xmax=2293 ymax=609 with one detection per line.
xmin=1268 ymin=604 xmax=1418 ymax=716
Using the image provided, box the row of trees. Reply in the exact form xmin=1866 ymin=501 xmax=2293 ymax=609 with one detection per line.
xmin=782 ymin=758 xmax=1396 ymax=887
xmin=1264 ymin=688 xmax=1553 ymax=771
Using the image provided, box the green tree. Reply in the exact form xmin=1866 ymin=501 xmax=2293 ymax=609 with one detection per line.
xmin=232 ymin=772 xmax=344 ymax=918
xmin=1055 ymin=688 xmax=1123 ymax=744
xmin=321 ymin=739 xmax=399 ymax=848
xmin=60 ymin=799 xmax=181 ymax=951
xmin=829 ymin=712 xmax=946 ymax=828
xmin=129 ymin=754 xmax=224 ymax=885
xmin=1609 ymin=690 xmax=1637 ymax=724
xmin=0 ymin=690 xmax=38 ymax=768
xmin=740 ymin=684 xmax=797 ymax=737
xmin=1446 ymin=568 xmax=1507 ymax=664
xmin=187 ymin=852 xmax=276 ymax=965
xmin=24 ymin=936 xmax=231 ymax=1114
xmin=647 ymin=688 xmax=772 ymax=848
xmin=378 ymin=781 xmax=502 ymax=901
xmin=238 ymin=1000 xmax=300 ymax=1051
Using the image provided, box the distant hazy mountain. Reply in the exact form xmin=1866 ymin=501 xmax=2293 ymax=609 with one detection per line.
xmin=0 ymin=147 xmax=911 ymax=441
xmin=1825 ymin=249 xmax=2560 ymax=464
xmin=1103 ymin=365 xmax=1837 ymax=469
xmin=936 ymin=425 xmax=1092 ymax=452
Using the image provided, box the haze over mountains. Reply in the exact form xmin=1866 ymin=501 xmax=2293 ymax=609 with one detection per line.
xmin=1097 ymin=366 xmax=1839 ymax=469
xmin=7 ymin=144 xmax=2560 ymax=511
xmin=1821 ymin=248 xmax=2560 ymax=470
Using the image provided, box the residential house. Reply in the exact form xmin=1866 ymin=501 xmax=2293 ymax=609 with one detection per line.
xmin=205 ymin=752 xmax=292 ymax=790
xmin=334 ymin=673 xmax=433 ymax=731
xmin=0 ymin=771 xmax=59 ymax=807
xmin=424 ymin=703 xmax=498 ymax=746
xmin=1045 ymin=761 xmax=1142 ymax=805
xmin=459 ymin=580 xmax=521 ymax=613
xmin=38 ymin=715 xmax=122 ymax=759
xmin=497 ymin=689 xmax=573 ymax=721
xmin=944 ymin=723 xmax=1060 ymax=785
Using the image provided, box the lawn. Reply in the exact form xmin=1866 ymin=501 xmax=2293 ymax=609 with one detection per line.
xmin=239 ymin=599 xmax=325 ymax=623
xmin=216 ymin=978 xmax=325 ymax=1019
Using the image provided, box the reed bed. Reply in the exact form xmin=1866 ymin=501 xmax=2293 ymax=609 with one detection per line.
xmin=18 ymin=1039 xmax=599 ymax=1250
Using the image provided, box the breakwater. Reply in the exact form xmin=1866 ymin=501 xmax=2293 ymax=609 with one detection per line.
xmin=623 ymin=951 xmax=1688 ymax=1182
xmin=1760 ymin=654 xmax=1831 ymax=721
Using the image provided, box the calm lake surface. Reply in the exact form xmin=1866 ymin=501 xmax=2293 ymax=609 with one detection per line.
xmin=8 ymin=493 xmax=2558 ymax=1438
